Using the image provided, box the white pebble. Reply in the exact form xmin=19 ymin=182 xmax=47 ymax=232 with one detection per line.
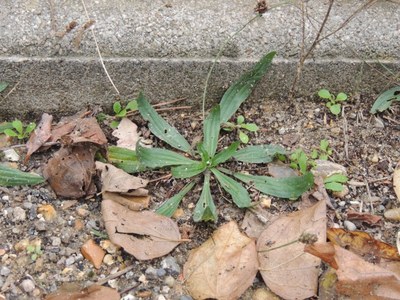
xmin=344 ymin=220 xmax=357 ymax=231
xmin=20 ymin=279 xmax=35 ymax=293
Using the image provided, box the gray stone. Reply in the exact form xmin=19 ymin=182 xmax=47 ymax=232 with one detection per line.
xmin=34 ymin=220 xmax=47 ymax=231
xmin=51 ymin=237 xmax=61 ymax=247
xmin=156 ymin=268 xmax=167 ymax=277
xmin=20 ymin=279 xmax=35 ymax=293
xmin=160 ymin=256 xmax=181 ymax=275
xmin=344 ymin=220 xmax=357 ymax=231
xmin=12 ymin=207 xmax=26 ymax=222
xmin=164 ymin=275 xmax=175 ymax=288
xmin=65 ymin=256 xmax=75 ymax=266
xmin=0 ymin=0 xmax=399 ymax=118
xmin=145 ymin=266 xmax=158 ymax=280
xmin=0 ymin=266 xmax=11 ymax=276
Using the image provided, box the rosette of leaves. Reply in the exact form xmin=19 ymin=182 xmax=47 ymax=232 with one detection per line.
xmin=222 ymin=115 xmax=259 ymax=143
xmin=135 ymin=52 xmax=314 ymax=222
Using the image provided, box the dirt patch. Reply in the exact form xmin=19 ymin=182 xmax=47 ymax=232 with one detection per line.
xmin=0 ymin=94 xmax=399 ymax=299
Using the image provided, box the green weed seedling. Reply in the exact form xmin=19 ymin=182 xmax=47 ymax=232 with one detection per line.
xmin=318 ymin=89 xmax=347 ymax=116
xmin=26 ymin=244 xmax=43 ymax=261
xmin=311 ymin=139 xmax=333 ymax=160
xmin=289 ymin=149 xmax=315 ymax=175
xmin=3 ymin=119 xmax=36 ymax=140
xmin=222 ymin=115 xmax=259 ymax=144
xmin=97 ymin=100 xmax=138 ymax=128
xmin=134 ymin=52 xmax=314 ymax=222
xmin=324 ymin=173 xmax=348 ymax=192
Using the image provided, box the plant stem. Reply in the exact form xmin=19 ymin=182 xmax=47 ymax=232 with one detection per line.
xmin=201 ymin=14 xmax=262 ymax=120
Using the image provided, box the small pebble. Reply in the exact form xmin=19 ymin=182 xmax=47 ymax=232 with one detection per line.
xmin=338 ymin=201 xmax=346 ymax=207
xmin=138 ymin=274 xmax=147 ymax=283
xmin=108 ymin=279 xmax=118 ymax=289
xmin=0 ymin=266 xmax=11 ymax=276
xmin=51 ymin=237 xmax=61 ymax=247
xmin=34 ymin=220 xmax=47 ymax=231
xmin=65 ymin=256 xmax=75 ymax=266
xmin=344 ymin=220 xmax=357 ymax=231
xmin=13 ymin=207 xmax=26 ymax=222
xmin=121 ymin=295 xmax=136 ymax=300
xmin=164 ymin=275 xmax=175 ymax=288
xmin=157 ymin=295 xmax=166 ymax=300
xmin=2 ymin=195 xmax=10 ymax=201
xmin=125 ymin=271 xmax=134 ymax=279
xmin=161 ymin=286 xmax=170 ymax=294
xmin=145 ymin=266 xmax=158 ymax=280
xmin=384 ymin=208 xmax=400 ymax=221
xmin=103 ymin=254 xmax=114 ymax=266
xmin=278 ymin=127 xmax=285 ymax=135
xmin=160 ymin=256 xmax=180 ymax=275
xmin=156 ymin=268 xmax=167 ymax=277
xmin=76 ymin=207 xmax=90 ymax=217
xmin=20 ymin=279 xmax=35 ymax=293
xmin=179 ymin=296 xmax=193 ymax=300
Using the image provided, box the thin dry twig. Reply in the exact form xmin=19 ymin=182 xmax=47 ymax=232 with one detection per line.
xmin=81 ymin=0 xmax=120 ymax=95
xmin=3 ymin=81 xmax=20 ymax=100
xmin=97 ymin=264 xmax=135 ymax=286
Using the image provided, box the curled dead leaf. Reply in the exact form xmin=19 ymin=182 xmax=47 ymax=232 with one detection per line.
xmin=347 ymin=211 xmax=382 ymax=225
xmin=184 ymin=221 xmax=258 ymax=300
xmin=25 ymin=113 xmax=53 ymax=162
xmin=43 ymin=144 xmax=97 ymax=198
xmin=112 ymin=118 xmax=139 ymax=151
xmin=394 ymin=164 xmax=400 ymax=201
xmin=102 ymin=191 xmax=149 ymax=211
xmin=44 ymin=283 xmax=119 ymax=300
xmin=305 ymin=242 xmax=400 ymax=299
xmin=257 ymin=200 xmax=326 ymax=300
xmin=327 ymin=228 xmax=400 ymax=262
xmin=102 ymin=199 xmax=182 ymax=260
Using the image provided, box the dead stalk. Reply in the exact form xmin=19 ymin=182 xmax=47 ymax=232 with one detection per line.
xmin=81 ymin=0 xmax=120 ymax=95
xmin=97 ymin=264 xmax=136 ymax=285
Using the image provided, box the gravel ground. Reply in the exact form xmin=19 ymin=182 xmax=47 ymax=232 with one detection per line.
xmin=0 ymin=94 xmax=399 ymax=299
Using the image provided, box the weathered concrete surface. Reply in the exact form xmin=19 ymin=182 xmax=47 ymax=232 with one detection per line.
xmin=0 ymin=0 xmax=399 ymax=118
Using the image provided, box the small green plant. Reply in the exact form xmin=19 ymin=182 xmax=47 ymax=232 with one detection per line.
xmin=133 ymin=52 xmax=314 ymax=222
xmin=318 ymin=89 xmax=348 ymax=116
xmin=3 ymin=119 xmax=36 ymax=140
xmin=222 ymin=115 xmax=259 ymax=143
xmin=26 ymin=243 xmax=43 ymax=261
xmin=289 ymin=149 xmax=315 ymax=175
xmin=97 ymin=100 xmax=138 ymax=128
xmin=324 ymin=173 xmax=348 ymax=192
xmin=311 ymin=139 xmax=332 ymax=160
xmin=370 ymin=86 xmax=400 ymax=114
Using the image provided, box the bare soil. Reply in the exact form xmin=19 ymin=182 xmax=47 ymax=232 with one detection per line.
xmin=0 ymin=94 xmax=399 ymax=299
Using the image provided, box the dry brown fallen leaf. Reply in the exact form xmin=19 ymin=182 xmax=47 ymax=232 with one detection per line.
xmin=25 ymin=113 xmax=53 ymax=162
xmin=102 ymin=199 xmax=182 ymax=260
xmin=102 ymin=191 xmax=150 ymax=211
xmin=394 ymin=163 xmax=400 ymax=201
xmin=257 ymin=200 xmax=326 ymax=300
xmin=327 ymin=228 xmax=400 ymax=262
xmin=347 ymin=211 xmax=382 ymax=225
xmin=112 ymin=118 xmax=139 ymax=151
xmin=305 ymin=242 xmax=400 ymax=299
xmin=44 ymin=283 xmax=119 ymax=300
xmin=183 ymin=221 xmax=258 ymax=300
xmin=43 ymin=144 xmax=97 ymax=198
xmin=96 ymin=161 xmax=148 ymax=193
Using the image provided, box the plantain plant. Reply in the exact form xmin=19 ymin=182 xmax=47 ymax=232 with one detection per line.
xmin=133 ymin=51 xmax=314 ymax=222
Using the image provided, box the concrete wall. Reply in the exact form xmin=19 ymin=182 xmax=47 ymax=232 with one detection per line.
xmin=0 ymin=0 xmax=399 ymax=118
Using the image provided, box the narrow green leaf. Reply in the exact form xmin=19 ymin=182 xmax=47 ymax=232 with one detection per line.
xmin=318 ymin=89 xmax=331 ymax=99
xmin=12 ymin=120 xmax=23 ymax=134
xmin=0 ymin=164 xmax=45 ymax=186
xmin=113 ymin=102 xmax=122 ymax=114
xmin=233 ymin=171 xmax=314 ymax=199
xmin=137 ymin=144 xmax=195 ymax=168
xmin=298 ymin=150 xmax=308 ymax=174
xmin=137 ymin=93 xmax=191 ymax=153
xmin=324 ymin=182 xmax=344 ymax=192
xmin=193 ymin=173 xmax=217 ymax=222
xmin=219 ymin=51 xmax=276 ymax=123
xmin=239 ymin=130 xmax=249 ymax=144
xmin=370 ymin=86 xmax=400 ymax=113
xmin=156 ymin=182 xmax=195 ymax=217
xmin=0 ymin=82 xmax=8 ymax=93
xmin=233 ymin=144 xmax=286 ymax=163
xmin=203 ymin=105 xmax=220 ymax=157
xmin=211 ymin=168 xmax=251 ymax=208
xmin=324 ymin=174 xmax=348 ymax=184
xmin=107 ymin=146 xmax=145 ymax=173
xmin=211 ymin=141 xmax=240 ymax=166
xmin=241 ymin=123 xmax=259 ymax=132
xmin=172 ymin=161 xmax=206 ymax=178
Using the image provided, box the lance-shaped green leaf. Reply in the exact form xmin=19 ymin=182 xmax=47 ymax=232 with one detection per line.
xmin=219 ymin=51 xmax=276 ymax=123
xmin=233 ymin=171 xmax=314 ymax=199
xmin=0 ymin=164 xmax=44 ymax=187
xmin=370 ymin=86 xmax=400 ymax=113
xmin=137 ymin=144 xmax=195 ymax=169
xmin=211 ymin=141 xmax=240 ymax=167
xmin=0 ymin=122 xmax=13 ymax=133
xmin=233 ymin=144 xmax=286 ymax=163
xmin=107 ymin=146 xmax=145 ymax=173
xmin=193 ymin=173 xmax=217 ymax=222
xmin=203 ymin=105 xmax=220 ymax=157
xmin=156 ymin=182 xmax=196 ymax=217
xmin=172 ymin=161 xmax=206 ymax=179
xmin=211 ymin=168 xmax=251 ymax=208
xmin=137 ymin=93 xmax=191 ymax=153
